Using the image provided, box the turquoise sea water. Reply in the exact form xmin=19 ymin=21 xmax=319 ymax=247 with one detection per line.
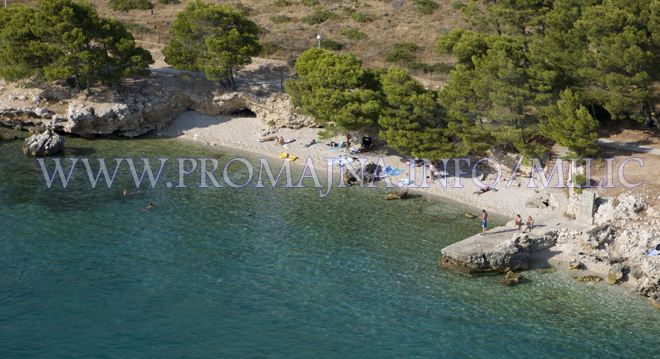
xmin=0 ymin=136 xmax=659 ymax=358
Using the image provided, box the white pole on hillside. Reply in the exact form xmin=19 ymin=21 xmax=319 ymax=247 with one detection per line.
xmin=316 ymin=34 xmax=321 ymax=49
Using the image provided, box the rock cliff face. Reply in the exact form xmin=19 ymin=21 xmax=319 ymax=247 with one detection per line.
xmin=0 ymin=62 xmax=316 ymax=137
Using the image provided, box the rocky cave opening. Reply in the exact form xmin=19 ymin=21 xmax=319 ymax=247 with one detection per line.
xmin=229 ymin=108 xmax=257 ymax=117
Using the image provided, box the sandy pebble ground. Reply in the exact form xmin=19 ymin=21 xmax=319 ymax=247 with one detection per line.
xmin=158 ymin=111 xmax=571 ymax=223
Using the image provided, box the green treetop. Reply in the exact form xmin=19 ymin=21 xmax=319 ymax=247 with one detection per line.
xmin=378 ymin=68 xmax=457 ymax=160
xmin=541 ymin=89 xmax=600 ymax=157
xmin=0 ymin=0 xmax=153 ymax=88
xmin=163 ymin=0 xmax=261 ymax=89
xmin=285 ymin=48 xmax=381 ymax=134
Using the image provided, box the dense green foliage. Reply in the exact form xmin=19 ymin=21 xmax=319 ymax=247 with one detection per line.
xmin=378 ymin=68 xmax=456 ymax=160
xmin=286 ymin=49 xmax=381 ymax=134
xmin=286 ymin=49 xmax=458 ymax=160
xmin=0 ymin=0 xmax=153 ymax=88
xmin=439 ymin=0 xmax=659 ymax=157
xmin=285 ymin=1 xmax=657 ymax=160
xmin=541 ymin=90 xmax=600 ymax=157
xmin=163 ymin=0 xmax=261 ymax=89
xmin=109 ymin=0 xmax=153 ymax=12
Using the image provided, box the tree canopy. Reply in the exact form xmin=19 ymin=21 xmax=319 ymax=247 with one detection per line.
xmin=541 ymin=89 xmax=600 ymax=157
xmin=0 ymin=0 xmax=153 ymax=88
xmin=285 ymin=48 xmax=382 ymax=134
xmin=378 ymin=68 xmax=456 ymax=160
xmin=163 ymin=0 xmax=261 ymax=89
xmin=286 ymin=49 xmax=460 ymax=159
xmin=284 ymin=1 xmax=657 ymax=160
xmin=439 ymin=0 xmax=659 ymax=158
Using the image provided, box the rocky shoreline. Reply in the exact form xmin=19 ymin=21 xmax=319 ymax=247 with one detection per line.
xmin=441 ymin=192 xmax=660 ymax=309
xmin=0 ymin=61 xmax=316 ymax=138
xmin=556 ymin=194 xmax=660 ymax=308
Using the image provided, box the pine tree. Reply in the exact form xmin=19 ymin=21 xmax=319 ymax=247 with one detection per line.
xmin=163 ymin=0 xmax=261 ymax=89
xmin=285 ymin=48 xmax=381 ymax=133
xmin=541 ymin=89 xmax=600 ymax=157
xmin=0 ymin=0 xmax=153 ymax=88
xmin=378 ymin=68 xmax=456 ymax=160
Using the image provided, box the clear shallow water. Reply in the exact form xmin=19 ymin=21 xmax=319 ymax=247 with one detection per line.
xmin=0 ymin=136 xmax=659 ymax=358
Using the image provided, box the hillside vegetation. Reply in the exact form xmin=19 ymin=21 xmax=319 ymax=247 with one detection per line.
xmin=4 ymin=0 xmax=659 ymax=162
xmin=16 ymin=0 xmax=461 ymax=87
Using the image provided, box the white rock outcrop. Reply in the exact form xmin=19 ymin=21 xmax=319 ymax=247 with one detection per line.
xmin=0 ymin=62 xmax=318 ymax=137
xmin=22 ymin=129 xmax=64 ymax=156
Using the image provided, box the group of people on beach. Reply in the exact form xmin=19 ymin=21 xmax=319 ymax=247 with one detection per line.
xmin=514 ymin=214 xmax=534 ymax=233
xmin=479 ymin=211 xmax=534 ymax=235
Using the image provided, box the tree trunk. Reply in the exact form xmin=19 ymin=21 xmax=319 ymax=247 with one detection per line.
xmin=228 ymin=68 xmax=236 ymax=90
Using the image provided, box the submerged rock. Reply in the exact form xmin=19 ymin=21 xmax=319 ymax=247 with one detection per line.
xmin=606 ymin=263 xmax=628 ymax=285
xmin=504 ymin=269 xmax=524 ymax=286
xmin=385 ymin=190 xmax=408 ymax=200
xmin=568 ymin=258 xmax=585 ymax=271
xmin=22 ymin=129 xmax=64 ymax=156
xmin=1 ymin=133 xmax=17 ymax=141
xmin=575 ymin=275 xmax=603 ymax=283
xmin=650 ymin=294 xmax=660 ymax=310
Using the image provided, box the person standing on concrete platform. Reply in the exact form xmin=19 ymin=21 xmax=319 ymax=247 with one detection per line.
xmin=480 ymin=210 xmax=488 ymax=235
xmin=515 ymin=214 xmax=523 ymax=232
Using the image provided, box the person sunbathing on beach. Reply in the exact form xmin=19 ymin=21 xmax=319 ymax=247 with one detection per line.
xmin=275 ymin=136 xmax=285 ymax=146
xmin=303 ymin=139 xmax=317 ymax=148
xmin=473 ymin=186 xmax=499 ymax=195
xmin=474 ymin=186 xmax=492 ymax=195
xmin=259 ymin=135 xmax=277 ymax=142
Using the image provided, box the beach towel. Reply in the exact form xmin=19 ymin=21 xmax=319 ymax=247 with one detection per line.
xmin=336 ymin=156 xmax=355 ymax=167
xmin=328 ymin=141 xmax=344 ymax=151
